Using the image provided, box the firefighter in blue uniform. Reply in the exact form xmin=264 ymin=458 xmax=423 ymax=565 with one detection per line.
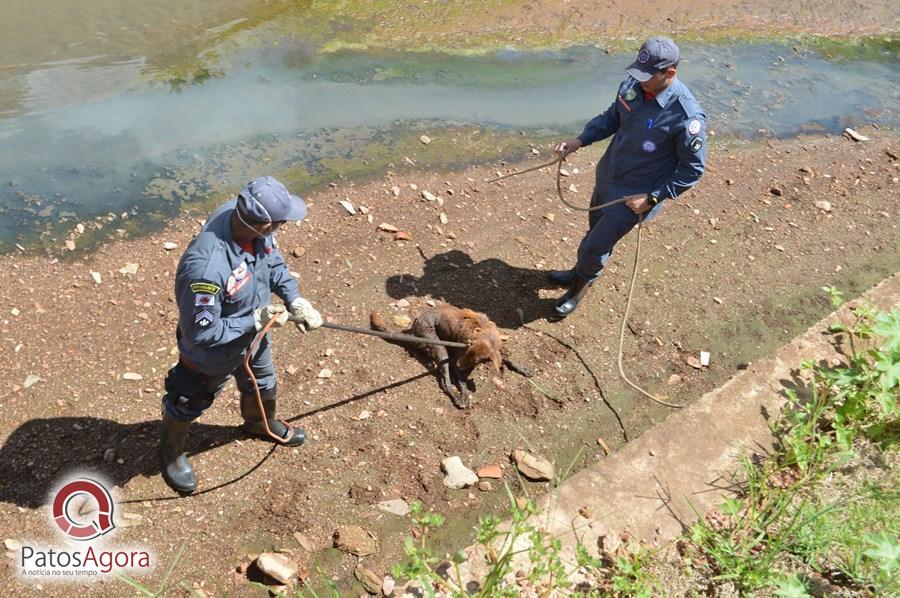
xmin=159 ymin=176 xmax=323 ymax=493
xmin=550 ymin=36 xmax=707 ymax=317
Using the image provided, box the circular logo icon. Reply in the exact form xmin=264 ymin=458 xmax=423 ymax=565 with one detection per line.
xmin=52 ymin=478 xmax=115 ymax=541
xmin=642 ymin=140 xmax=657 ymax=153
xmin=638 ymin=49 xmax=651 ymax=64
xmin=688 ymin=119 xmax=702 ymax=136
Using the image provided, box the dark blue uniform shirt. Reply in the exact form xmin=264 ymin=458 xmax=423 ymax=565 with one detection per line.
xmin=577 ymin=77 xmax=707 ymax=219
xmin=174 ymin=200 xmax=301 ymax=375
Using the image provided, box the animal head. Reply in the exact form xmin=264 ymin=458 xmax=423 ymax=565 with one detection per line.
xmin=457 ymin=325 xmax=502 ymax=375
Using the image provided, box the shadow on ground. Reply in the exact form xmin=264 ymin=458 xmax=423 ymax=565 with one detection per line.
xmin=385 ymin=249 xmax=565 ymax=328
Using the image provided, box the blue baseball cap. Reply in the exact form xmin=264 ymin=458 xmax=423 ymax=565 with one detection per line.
xmin=625 ymin=36 xmax=680 ymax=82
xmin=236 ymin=176 xmax=307 ymax=223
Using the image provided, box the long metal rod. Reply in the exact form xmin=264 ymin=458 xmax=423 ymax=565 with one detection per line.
xmin=287 ymin=315 xmax=468 ymax=348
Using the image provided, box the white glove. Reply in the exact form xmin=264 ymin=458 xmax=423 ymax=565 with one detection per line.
xmin=288 ymin=297 xmax=323 ymax=333
xmin=254 ymin=304 xmax=289 ymax=331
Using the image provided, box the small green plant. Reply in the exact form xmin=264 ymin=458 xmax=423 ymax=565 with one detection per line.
xmin=609 ymin=542 xmax=656 ymax=597
xmin=688 ymin=292 xmax=899 ymax=594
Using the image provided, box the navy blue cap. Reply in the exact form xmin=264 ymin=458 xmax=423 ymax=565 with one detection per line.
xmin=236 ymin=176 xmax=306 ymax=223
xmin=625 ymin=36 xmax=680 ymax=82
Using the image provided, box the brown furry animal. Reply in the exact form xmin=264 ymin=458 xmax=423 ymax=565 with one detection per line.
xmin=371 ymin=305 xmax=530 ymax=408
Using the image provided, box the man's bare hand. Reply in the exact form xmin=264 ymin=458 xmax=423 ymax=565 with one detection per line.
xmin=553 ymin=139 xmax=582 ymax=160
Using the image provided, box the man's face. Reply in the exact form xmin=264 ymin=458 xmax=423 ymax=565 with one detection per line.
xmin=640 ymin=67 xmax=675 ymax=96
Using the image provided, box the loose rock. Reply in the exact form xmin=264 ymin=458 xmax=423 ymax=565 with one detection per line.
xmin=815 ymin=200 xmax=832 ymax=212
xmin=162 ymin=242 xmax=178 ymax=251
xmin=476 ymin=464 xmax=502 ymax=479
xmin=419 ymin=134 xmax=431 ymax=145
xmin=255 ymin=552 xmax=299 ymax=585
xmin=442 ymin=456 xmax=479 ymax=489
xmin=511 ymin=449 xmax=554 ymax=481
xmin=355 ymin=563 xmax=382 ymax=594
xmin=333 ymin=525 xmax=378 ymax=556
xmin=377 ymin=498 xmax=410 ymax=517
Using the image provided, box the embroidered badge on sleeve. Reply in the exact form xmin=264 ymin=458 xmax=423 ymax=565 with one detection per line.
xmin=191 ymin=282 xmax=221 ymax=295
xmin=195 ymin=309 xmax=214 ymax=328
xmin=688 ymin=119 xmax=702 ymax=136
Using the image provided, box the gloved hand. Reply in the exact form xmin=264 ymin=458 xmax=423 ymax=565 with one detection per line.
xmin=254 ymin=304 xmax=290 ymax=331
xmin=288 ymin=297 xmax=323 ymax=333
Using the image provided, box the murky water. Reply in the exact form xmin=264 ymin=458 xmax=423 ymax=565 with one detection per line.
xmin=0 ymin=4 xmax=897 ymax=251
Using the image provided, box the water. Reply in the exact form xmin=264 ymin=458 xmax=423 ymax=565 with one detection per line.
xmin=0 ymin=6 xmax=897 ymax=251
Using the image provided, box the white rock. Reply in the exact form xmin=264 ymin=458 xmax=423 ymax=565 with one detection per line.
xmin=65 ymin=240 xmax=76 ymax=251
xmin=255 ymin=552 xmax=299 ymax=585
xmin=844 ymin=127 xmax=869 ymax=142
xmin=317 ymin=368 xmax=333 ymax=379
xmin=815 ymin=200 xmax=832 ymax=212
xmin=23 ymin=374 xmax=41 ymax=389
xmin=699 ymin=351 xmax=710 ymax=367
xmin=122 ymin=372 xmax=143 ymax=381
xmin=118 ymin=263 xmax=139 ymax=275
xmin=376 ymin=498 xmax=410 ymax=517
xmin=90 ymin=271 xmax=102 ymax=285
xmin=338 ymin=200 xmax=356 ymax=215
xmin=441 ymin=456 xmax=479 ymax=489
xmin=439 ymin=213 xmax=449 ymax=225
xmin=391 ymin=185 xmax=401 ymax=197
xmin=421 ymin=190 xmax=437 ymax=202
xmin=162 ymin=242 xmax=178 ymax=250
xmin=382 ymin=575 xmax=396 ymax=596
xmin=377 ymin=222 xmax=399 ymax=233
xmin=419 ymin=134 xmax=431 ymax=145
xmin=10 ymin=307 xmax=20 ymax=317
xmin=75 ymin=223 xmax=85 ymax=235
xmin=4 ymin=538 xmax=21 ymax=551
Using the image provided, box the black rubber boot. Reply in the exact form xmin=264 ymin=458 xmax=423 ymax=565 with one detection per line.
xmin=159 ymin=414 xmax=197 ymax=494
xmin=547 ymin=268 xmax=577 ymax=287
xmin=553 ymin=276 xmax=591 ymax=317
xmin=240 ymin=388 xmax=306 ymax=447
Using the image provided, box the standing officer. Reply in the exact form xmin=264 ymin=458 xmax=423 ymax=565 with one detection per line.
xmin=160 ymin=176 xmax=323 ymax=493
xmin=550 ymin=36 xmax=707 ymax=317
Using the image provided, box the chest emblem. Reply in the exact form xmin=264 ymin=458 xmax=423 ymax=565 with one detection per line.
xmin=226 ymin=262 xmax=251 ymax=297
xmin=642 ymin=140 xmax=657 ymax=153
xmin=624 ymin=89 xmax=637 ymax=101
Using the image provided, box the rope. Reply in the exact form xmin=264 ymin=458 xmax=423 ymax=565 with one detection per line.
xmin=617 ymin=216 xmax=683 ymax=408
xmin=486 ymin=155 xmax=632 ymax=213
xmin=243 ymin=315 xmax=295 ymax=444
xmin=489 ymin=153 xmax=683 ymax=409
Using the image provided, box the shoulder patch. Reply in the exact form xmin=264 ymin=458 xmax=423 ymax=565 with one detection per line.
xmin=690 ymin=137 xmax=704 ymax=153
xmin=191 ymin=281 xmax=221 ymax=295
xmin=688 ymin=119 xmax=702 ymax=136
xmin=195 ymin=309 xmax=214 ymax=327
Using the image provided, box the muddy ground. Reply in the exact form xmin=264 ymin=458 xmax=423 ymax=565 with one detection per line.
xmin=0 ymin=125 xmax=897 ymax=594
